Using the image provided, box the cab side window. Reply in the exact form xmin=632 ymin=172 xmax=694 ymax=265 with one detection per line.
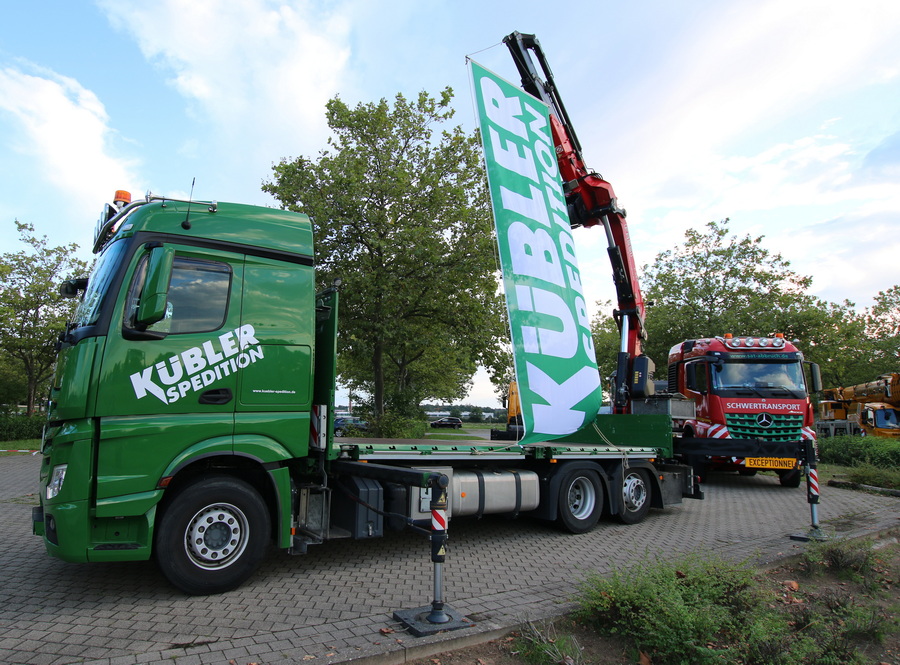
xmin=686 ymin=363 xmax=708 ymax=393
xmin=125 ymin=255 xmax=231 ymax=334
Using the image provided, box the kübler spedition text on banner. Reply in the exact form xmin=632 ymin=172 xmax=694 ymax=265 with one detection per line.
xmin=469 ymin=60 xmax=602 ymax=445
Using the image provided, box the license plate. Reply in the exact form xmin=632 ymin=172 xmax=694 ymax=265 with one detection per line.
xmin=744 ymin=457 xmax=796 ymax=470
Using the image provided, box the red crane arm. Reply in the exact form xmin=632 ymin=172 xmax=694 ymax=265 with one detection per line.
xmin=503 ymin=32 xmax=651 ymax=410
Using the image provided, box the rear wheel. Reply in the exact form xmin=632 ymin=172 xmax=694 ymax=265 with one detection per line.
xmin=155 ymin=475 xmax=270 ymax=595
xmin=617 ymin=468 xmax=651 ymax=524
xmin=556 ymin=468 xmax=603 ymax=534
xmin=738 ymin=468 xmax=758 ymax=477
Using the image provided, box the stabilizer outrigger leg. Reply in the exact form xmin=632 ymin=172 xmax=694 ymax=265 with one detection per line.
xmin=790 ymin=440 xmax=828 ymax=542
xmin=393 ymin=473 xmax=473 ymax=637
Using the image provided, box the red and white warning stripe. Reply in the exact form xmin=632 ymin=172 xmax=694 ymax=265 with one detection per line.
xmin=707 ymin=424 xmax=731 ymax=439
xmin=801 ymin=426 xmax=816 ymax=440
xmin=807 ymin=468 xmax=820 ymax=497
xmin=309 ymin=404 xmax=326 ymax=450
xmin=431 ymin=507 xmax=447 ymax=532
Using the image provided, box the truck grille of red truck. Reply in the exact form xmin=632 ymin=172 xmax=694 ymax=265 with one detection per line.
xmin=724 ymin=413 xmax=804 ymax=441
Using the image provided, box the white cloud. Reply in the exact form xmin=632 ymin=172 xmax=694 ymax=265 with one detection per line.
xmin=96 ymin=0 xmax=353 ymax=171
xmin=0 ymin=64 xmax=142 ymax=233
xmin=564 ymin=0 xmax=900 ymax=313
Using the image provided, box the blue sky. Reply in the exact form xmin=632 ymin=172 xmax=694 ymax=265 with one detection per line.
xmin=1 ymin=0 xmax=898 ymax=406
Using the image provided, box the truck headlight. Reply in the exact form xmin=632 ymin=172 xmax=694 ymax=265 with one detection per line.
xmin=46 ymin=465 xmax=68 ymax=500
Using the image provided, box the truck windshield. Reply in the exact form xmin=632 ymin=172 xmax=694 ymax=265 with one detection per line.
xmin=712 ymin=361 xmax=806 ymax=393
xmin=875 ymin=409 xmax=900 ymax=429
xmin=71 ymin=238 xmax=129 ymax=328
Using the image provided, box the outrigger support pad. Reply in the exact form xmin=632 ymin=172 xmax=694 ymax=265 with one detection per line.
xmin=393 ymin=474 xmax=473 ymax=637
xmin=790 ymin=439 xmax=829 ymax=542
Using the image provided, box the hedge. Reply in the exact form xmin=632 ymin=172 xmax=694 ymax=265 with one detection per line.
xmin=817 ymin=435 xmax=900 ymax=469
xmin=0 ymin=414 xmax=44 ymax=442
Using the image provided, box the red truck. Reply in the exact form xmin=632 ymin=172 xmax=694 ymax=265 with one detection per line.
xmin=666 ymin=334 xmax=822 ymax=487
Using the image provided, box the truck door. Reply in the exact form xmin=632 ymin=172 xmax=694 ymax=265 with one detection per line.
xmin=94 ymin=242 xmax=244 ymax=501
xmin=685 ymin=362 xmax=710 ymax=420
xmin=233 ymin=254 xmax=316 ymax=459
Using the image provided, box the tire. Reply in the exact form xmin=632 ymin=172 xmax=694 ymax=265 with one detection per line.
xmin=556 ymin=468 xmax=603 ymax=534
xmin=455 ymin=424 xmax=461 ymax=430
xmin=155 ymin=475 xmax=271 ymax=595
xmin=617 ymin=468 xmax=652 ymax=525
xmin=334 ymin=428 xmax=344 ymax=437
xmin=738 ymin=469 xmax=758 ymax=477
xmin=778 ymin=469 xmax=802 ymax=488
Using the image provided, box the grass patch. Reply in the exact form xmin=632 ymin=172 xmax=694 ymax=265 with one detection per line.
xmin=799 ymin=537 xmax=879 ymax=584
xmin=424 ymin=431 xmax=488 ymax=440
xmin=845 ymin=463 xmax=900 ymax=490
xmin=512 ymin=620 xmax=584 ymax=665
xmin=572 ymin=541 xmax=896 ymax=665
xmin=0 ymin=438 xmax=40 ymax=455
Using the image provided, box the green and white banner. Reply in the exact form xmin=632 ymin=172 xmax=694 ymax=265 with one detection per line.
xmin=470 ymin=60 xmax=602 ymax=445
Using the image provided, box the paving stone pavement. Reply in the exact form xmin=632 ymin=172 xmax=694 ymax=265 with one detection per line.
xmin=1 ymin=452 xmax=897 ymax=665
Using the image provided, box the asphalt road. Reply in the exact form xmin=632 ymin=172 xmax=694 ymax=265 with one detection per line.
xmin=1 ymin=452 xmax=897 ymax=665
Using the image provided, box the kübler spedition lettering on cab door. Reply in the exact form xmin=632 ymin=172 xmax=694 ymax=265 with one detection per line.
xmin=129 ymin=324 xmax=263 ymax=404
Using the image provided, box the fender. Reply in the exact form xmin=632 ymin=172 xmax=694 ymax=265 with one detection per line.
xmin=160 ymin=435 xmax=295 ymax=548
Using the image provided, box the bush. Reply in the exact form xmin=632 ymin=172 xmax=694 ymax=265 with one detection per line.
xmin=0 ymin=414 xmax=43 ymax=441
xmin=575 ymin=553 xmax=761 ymax=664
xmin=817 ymin=435 xmax=900 ymax=469
xmin=800 ymin=537 xmax=878 ymax=583
xmin=373 ymin=412 xmax=427 ymax=439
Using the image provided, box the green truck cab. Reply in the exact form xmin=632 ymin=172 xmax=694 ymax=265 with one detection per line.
xmin=35 ymin=193 xmax=329 ymax=593
xmin=35 ymin=192 xmax=694 ymax=595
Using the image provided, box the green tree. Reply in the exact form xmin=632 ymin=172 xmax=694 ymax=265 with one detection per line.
xmin=617 ymin=219 xmax=876 ymax=388
xmin=0 ymin=354 xmax=27 ymax=411
xmin=0 ymin=222 xmax=87 ymax=415
xmin=865 ymin=284 xmax=899 ymax=371
xmin=589 ymin=300 xmax=621 ymax=394
xmin=638 ymin=219 xmax=814 ymax=364
xmin=488 ymin=345 xmax=515 ymax=408
xmin=264 ymin=89 xmax=506 ymax=426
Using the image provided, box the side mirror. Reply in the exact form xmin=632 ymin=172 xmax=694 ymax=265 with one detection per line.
xmin=136 ymin=245 xmax=174 ymax=327
xmin=59 ymin=278 xmax=88 ymax=298
xmin=807 ymin=362 xmax=822 ymax=393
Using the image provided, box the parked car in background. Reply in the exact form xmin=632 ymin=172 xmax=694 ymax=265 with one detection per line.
xmin=334 ymin=417 xmax=369 ymax=437
xmin=430 ymin=417 xmax=463 ymax=429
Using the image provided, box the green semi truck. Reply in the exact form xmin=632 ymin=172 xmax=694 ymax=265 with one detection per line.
xmin=32 ymin=190 xmax=697 ymax=595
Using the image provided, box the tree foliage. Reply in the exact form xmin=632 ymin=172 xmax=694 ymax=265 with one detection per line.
xmin=592 ymin=219 xmax=891 ymax=391
xmin=0 ymin=222 xmax=87 ymax=414
xmin=263 ymin=89 xmax=505 ymax=425
xmin=865 ymin=285 xmax=899 ymax=370
xmin=638 ymin=219 xmax=815 ymax=363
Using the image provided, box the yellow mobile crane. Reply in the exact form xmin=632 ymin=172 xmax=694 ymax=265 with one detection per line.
xmin=817 ymin=373 xmax=900 ymax=438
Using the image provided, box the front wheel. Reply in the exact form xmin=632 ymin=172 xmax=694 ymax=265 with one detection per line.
xmin=556 ymin=469 xmax=603 ymax=534
xmin=778 ymin=469 xmax=802 ymax=488
xmin=155 ymin=475 xmax=271 ymax=595
xmin=617 ymin=468 xmax=651 ymax=524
